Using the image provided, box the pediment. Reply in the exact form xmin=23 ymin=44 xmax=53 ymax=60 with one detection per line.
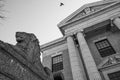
xmin=58 ymin=0 xmax=118 ymax=27
xmin=98 ymin=54 xmax=120 ymax=69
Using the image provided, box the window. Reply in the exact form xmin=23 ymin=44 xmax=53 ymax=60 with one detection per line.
xmin=52 ymin=54 xmax=63 ymax=72
xmin=108 ymin=71 xmax=120 ymax=80
xmin=54 ymin=73 xmax=64 ymax=80
xmin=95 ymin=39 xmax=115 ymax=57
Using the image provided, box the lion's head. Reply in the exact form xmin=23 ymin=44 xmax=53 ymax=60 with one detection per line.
xmin=16 ymin=32 xmax=37 ymax=50
xmin=16 ymin=32 xmax=29 ymax=44
xmin=15 ymin=32 xmax=41 ymax=62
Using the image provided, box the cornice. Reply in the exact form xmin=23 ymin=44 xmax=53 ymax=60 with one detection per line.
xmin=40 ymin=37 xmax=66 ymax=51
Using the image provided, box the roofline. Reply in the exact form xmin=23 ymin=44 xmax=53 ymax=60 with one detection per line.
xmin=40 ymin=37 xmax=66 ymax=51
xmin=57 ymin=1 xmax=120 ymax=35
xmin=57 ymin=0 xmax=117 ymax=28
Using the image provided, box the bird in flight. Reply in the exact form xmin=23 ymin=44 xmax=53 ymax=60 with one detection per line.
xmin=60 ymin=2 xmax=64 ymax=6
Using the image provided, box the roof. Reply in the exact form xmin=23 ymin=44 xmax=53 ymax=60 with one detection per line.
xmin=57 ymin=0 xmax=119 ymax=34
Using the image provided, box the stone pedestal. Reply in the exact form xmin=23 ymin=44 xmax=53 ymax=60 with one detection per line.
xmin=0 ymin=32 xmax=53 ymax=80
xmin=77 ymin=32 xmax=102 ymax=80
xmin=67 ymin=36 xmax=84 ymax=80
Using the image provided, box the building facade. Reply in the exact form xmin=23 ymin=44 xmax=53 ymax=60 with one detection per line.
xmin=41 ymin=0 xmax=120 ymax=80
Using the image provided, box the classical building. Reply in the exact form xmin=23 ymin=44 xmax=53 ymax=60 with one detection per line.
xmin=41 ymin=0 xmax=120 ymax=80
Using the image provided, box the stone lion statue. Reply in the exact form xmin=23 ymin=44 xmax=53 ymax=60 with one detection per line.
xmin=16 ymin=32 xmax=40 ymax=63
xmin=0 ymin=32 xmax=54 ymax=80
xmin=15 ymin=32 xmax=54 ymax=80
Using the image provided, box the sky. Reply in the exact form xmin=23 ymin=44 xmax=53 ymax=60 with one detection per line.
xmin=0 ymin=0 xmax=100 ymax=45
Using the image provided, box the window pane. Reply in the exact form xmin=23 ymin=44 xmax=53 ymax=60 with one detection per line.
xmin=108 ymin=71 xmax=120 ymax=80
xmin=52 ymin=54 xmax=63 ymax=72
xmin=95 ymin=39 xmax=115 ymax=57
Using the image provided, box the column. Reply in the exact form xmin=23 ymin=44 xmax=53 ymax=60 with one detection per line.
xmin=67 ymin=35 xmax=84 ymax=80
xmin=76 ymin=31 xmax=102 ymax=80
xmin=113 ymin=17 xmax=120 ymax=29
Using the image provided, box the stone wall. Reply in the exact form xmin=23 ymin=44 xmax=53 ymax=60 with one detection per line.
xmin=0 ymin=32 xmax=53 ymax=80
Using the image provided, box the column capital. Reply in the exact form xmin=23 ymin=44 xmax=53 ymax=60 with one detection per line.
xmin=65 ymin=34 xmax=72 ymax=38
xmin=65 ymin=32 xmax=78 ymax=38
xmin=77 ymin=29 xmax=84 ymax=33
xmin=77 ymin=29 xmax=86 ymax=37
xmin=112 ymin=17 xmax=120 ymax=30
xmin=110 ymin=18 xmax=115 ymax=27
xmin=111 ymin=16 xmax=120 ymax=22
xmin=110 ymin=17 xmax=120 ymax=27
xmin=64 ymin=33 xmax=73 ymax=40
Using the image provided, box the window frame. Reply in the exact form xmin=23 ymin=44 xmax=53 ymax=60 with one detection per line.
xmin=52 ymin=54 xmax=63 ymax=72
xmin=108 ymin=70 xmax=120 ymax=80
xmin=94 ymin=38 xmax=116 ymax=57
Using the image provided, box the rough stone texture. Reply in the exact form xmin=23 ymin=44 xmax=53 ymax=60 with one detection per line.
xmin=0 ymin=32 xmax=54 ymax=80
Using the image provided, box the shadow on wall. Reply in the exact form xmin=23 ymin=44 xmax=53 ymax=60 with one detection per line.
xmin=53 ymin=72 xmax=64 ymax=80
